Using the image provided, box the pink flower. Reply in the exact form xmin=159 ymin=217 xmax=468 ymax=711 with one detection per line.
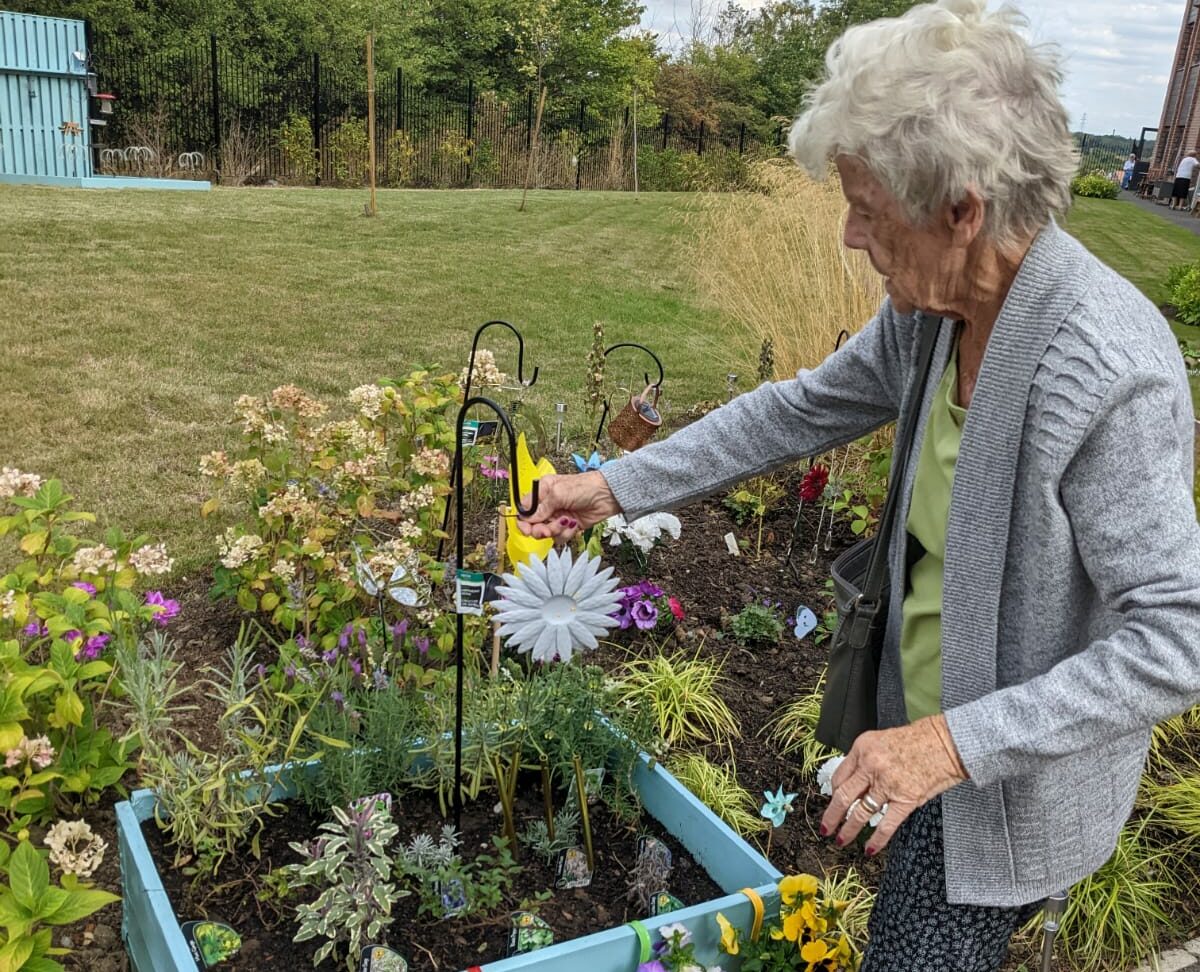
xmin=75 ymin=633 xmax=110 ymax=662
xmin=668 ymin=597 xmax=684 ymax=621
xmin=71 ymin=581 xmax=97 ymax=595
xmin=144 ymin=591 xmax=180 ymax=626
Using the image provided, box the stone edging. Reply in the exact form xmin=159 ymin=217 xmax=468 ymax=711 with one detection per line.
xmin=1134 ymin=939 xmax=1200 ymax=971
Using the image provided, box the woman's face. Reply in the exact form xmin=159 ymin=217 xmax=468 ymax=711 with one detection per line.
xmin=835 ymin=155 xmax=960 ymax=317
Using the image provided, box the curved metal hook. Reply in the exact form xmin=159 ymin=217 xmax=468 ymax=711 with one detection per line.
xmin=834 ymin=329 xmax=851 ymax=352
xmin=455 ymin=396 xmax=541 ymax=531
xmin=593 ymin=342 xmax=665 ymax=449
xmin=466 ymin=320 xmax=540 ymax=402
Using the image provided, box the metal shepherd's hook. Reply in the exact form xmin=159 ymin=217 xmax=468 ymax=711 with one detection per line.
xmin=592 ymin=342 xmax=665 ymax=450
xmin=451 ymin=396 xmax=540 ymax=832
xmin=438 ymin=320 xmax=540 ymax=562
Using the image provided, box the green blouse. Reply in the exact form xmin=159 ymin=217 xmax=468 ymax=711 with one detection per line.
xmin=899 ymin=343 xmax=966 ymax=723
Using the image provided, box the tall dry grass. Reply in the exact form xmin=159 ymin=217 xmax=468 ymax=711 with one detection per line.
xmin=689 ymin=160 xmax=885 ymax=379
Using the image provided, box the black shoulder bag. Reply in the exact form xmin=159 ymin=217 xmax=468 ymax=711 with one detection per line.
xmin=815 ymin=318 xmax=942 ymax=752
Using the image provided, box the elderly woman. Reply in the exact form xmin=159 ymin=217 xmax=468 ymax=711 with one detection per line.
xmin=521 ymin=0 xmax=1200 ymax=968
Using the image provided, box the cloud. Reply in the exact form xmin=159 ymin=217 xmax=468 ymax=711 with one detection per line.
xmin=640 ymin=0 xmax=1181 ymax=137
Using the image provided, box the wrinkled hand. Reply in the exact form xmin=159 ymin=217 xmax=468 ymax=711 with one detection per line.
xmin=516 ymin=471 xmax=621 ymax=543
xmin=821 ymin=714 xmax=968 ymax=856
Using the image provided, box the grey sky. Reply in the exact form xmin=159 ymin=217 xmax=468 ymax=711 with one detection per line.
xmin=638 ymin=0 xmax=1184 ymax=138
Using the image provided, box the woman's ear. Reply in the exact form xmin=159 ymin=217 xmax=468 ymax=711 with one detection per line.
xmin=945 ymin=187 xmax=985 ymax=246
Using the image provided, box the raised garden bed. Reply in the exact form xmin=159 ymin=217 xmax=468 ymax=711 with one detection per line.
xmin=117 ymin=751 xmax=780 ymax=971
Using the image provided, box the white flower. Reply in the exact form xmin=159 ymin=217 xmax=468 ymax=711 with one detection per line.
xmin=0 ymin=467 xmax=42 ymax=500
xmin=0 ymin=590 xmax=14 ymax=621
xmin=44 ymin=819 xmax=107 ymax=879
xmin=229 ymin=459 xmax=267 ymax=491
xmin=198 ymin=451 xmax=229 ymax=477
xmin=349 ymin=384 xmax=387 ymax=420
xmin=272 ymin=559 xmax=296 ymax=584
xmin=602 ymin=512 xmax=681 ymax=554
xmin=659 ymin=922 xmax=692 ymax=949
xmin=72 ymin=545 xmax=116 ymax=576
xmin=128 ymin=543 xmax=173 ymax=576
xmin=494 ymin=549 xmax=623 ymax=663
xmin=218 ymin=530 xmax=265 ymax=569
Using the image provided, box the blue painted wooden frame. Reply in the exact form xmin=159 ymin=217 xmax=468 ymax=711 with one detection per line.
xmin=117 ymin=750 xmax=781 ymax=972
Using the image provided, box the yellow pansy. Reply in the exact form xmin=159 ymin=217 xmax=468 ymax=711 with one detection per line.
xmin=801 ymin=899 xmax=828 ymax=936
xmin=505 ymin=433 xmax=555 ymax=571
xmin=781 ymin=908 xmax=806 ymax=942
xmin=801 ymin=939 xmax=831 ymax=967
xmin=716 ymin=912 xmax=739 ymax=955
xmin=779 ymin=873 xmax=820 ymax=905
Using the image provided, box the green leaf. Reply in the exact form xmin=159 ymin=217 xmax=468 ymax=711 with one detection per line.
xmin=20 ymin=958 xmax=65 ymax=972
xmin=41 ymin=888 xmax=118 ymax=926
xmin=8 ymin=843 xmax=48 ymax=913
xmin=52 ymin=690 xmax=84 ymax=729
xmin=0 ymin=934 xmax=34 ymax=971
xmin=850 ymin=520 xmax=867 ymax=535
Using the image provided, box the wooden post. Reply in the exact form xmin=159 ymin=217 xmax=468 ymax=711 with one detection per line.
xmin=519 ymin=86 xmax=548 ymax=213
xmin=632 ymin=89 xmax=639 ymax=197
xmin=366 ymin=33 xmax=377 ymax=216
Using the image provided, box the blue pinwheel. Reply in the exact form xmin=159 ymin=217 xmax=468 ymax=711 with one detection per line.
xmin=571 ymin=450 xmax=607 ymax=472
xmin=760 ymin=785 xmax=798 ymax=828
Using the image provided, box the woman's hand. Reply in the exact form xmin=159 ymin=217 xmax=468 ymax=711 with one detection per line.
xmin=820 ymin=714 xmax=968 ymax=855
xmin=516 ymin=471 xmax=622 ymax=542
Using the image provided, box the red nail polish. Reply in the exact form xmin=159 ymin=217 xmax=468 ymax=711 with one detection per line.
xmin=818 ymin=824 xmax=829 ymax=837
xmin=559 ymin=518 xmax=571 ymax=526
xmin=835 ymin=836 xmax=845 ymax=847
xmin=865 ymin=846 xmax=877 ymax=857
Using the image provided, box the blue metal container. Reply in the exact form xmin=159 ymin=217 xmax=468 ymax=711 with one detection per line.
xmin=0 ymin=11 xmax=92 ymax=179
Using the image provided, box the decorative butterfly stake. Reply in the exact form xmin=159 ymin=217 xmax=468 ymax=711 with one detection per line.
xmin=759 ymin=784 xmax=797 ymax=859
xmin=353 ymin=544 xmax=426 ymax=670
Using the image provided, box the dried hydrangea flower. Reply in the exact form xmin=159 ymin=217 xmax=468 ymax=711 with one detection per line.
xmin=44 ymin=819 xmax=107 ymax=879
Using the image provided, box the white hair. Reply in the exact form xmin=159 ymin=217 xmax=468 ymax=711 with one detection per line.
xmin=788 ymin=0 xmax=1073 ymax=247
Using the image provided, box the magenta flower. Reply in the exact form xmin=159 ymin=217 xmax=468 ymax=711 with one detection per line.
xmin=22 ymin=621 xmax=46 ymax=638
xmin=75 ymin=633 xmax=109 ymax=662
xmin=631 ymin=600 xmax=658 ymax=630
xmin=61 ymin=629 xmax=82 ymax=644
xmin=414 ymin=636 xmax=430 ymax=656
xmin=72 ymin=581 xmax=97 ymax=595
xmin=144 ymin=591 xmax=179 ymax=626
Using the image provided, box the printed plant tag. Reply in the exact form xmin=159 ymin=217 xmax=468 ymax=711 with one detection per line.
xmin=455 ymin=569 xmax=486 ymax=615
xmin=359 ymin=945 xmax=409 ymax=971
xmin=460 ymin=420 xmax=481 ymax=446
xmin=555 ymin=846 xmax=594 ymax=889
xmin=650 ymin=890 xmax=685 ymax=916
xmin=507 ymin=911 xmax=555 ymax=956
xmin=723 ymin=531 xmax=741 ymax=556
xmin=636 ymin=836 xmax=673 ymax=874
xmin=435 ymin=877 xmax=468 ymax=917
xmin=180 ymin=920 xmax=242 ymax=968
xmin=793 ymin=606 xmax=818 ymax=639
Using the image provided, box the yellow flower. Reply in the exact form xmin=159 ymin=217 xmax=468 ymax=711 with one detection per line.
xmin=801 ymin=939 xmax=831 ymax=968
xmin=800 ymin=899 xmax=828 ymax=936
xmin=780 ymin=873 xmax=820 ymax=905
xmin=716 ymin=912 xmax=739 ymax=955
xmin=781 ymin=908 xmax=806 ymax=942
xmin=505 ymin=433 xmax=555 ymax=571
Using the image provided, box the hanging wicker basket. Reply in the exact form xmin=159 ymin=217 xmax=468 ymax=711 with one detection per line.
xmin=608 ymin=385 xmax=662 ymax=452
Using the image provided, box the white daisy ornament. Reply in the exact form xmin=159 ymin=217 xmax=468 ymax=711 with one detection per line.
xmin=494 ymin=548 xmax=623 ymax=663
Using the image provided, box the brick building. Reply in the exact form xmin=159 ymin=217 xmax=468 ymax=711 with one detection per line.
xmin=1153 ymin=0 xmax=1200 ymax=178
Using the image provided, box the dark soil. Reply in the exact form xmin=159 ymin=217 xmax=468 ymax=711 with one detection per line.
xmin=142 ymin=786 xmax=721 ymax=971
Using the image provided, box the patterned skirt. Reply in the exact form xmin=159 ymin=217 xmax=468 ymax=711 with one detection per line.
xmin=861 ymin=798 xmax=1043 ymax=972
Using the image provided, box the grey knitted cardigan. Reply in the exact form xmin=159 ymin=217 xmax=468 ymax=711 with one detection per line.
xmin=601 ymin=222 xmax=1200 ymax=906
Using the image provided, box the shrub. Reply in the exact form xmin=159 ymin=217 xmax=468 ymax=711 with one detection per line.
xmin=612 ymin=645 xmax=739 ymax=748
xmin=1069 ymin=172 xmax=1119 ymax=199
xmin=327 ymin=117 xmax=369 ymax=185
xmin=730 ymin=601 xmax=786 ymax=645
xmin=382 ymin=128 xmax=416 ymax=186
xmin=277 ymin=113 xmax=317 ymax=183
xmin=1167 ymin=262 xmax=1200 ymax=325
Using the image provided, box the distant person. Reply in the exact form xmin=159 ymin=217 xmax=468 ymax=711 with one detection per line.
xmin=1122 ymin=153 xmax=1136 ymax=190
xmin=1171 ymin=149 xmax=1199 ymax=209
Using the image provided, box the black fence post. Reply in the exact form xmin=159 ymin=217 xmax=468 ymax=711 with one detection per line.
xmin=738 ymin=122 xmax=746 ymax=155
xmin=311 ymin=52 xmax=321 ymax=184
xmin=697 ymin=120 xmax=705 ymax=155
xmin=396 ymin=67 xmax=403 ymax=130
xmin=661 ymin=113 xmax=670 ymax=150
xmin=576 ymin=99 xmax=585 ymax=189
xmin=209 ymin=34 xmax=221 ymax=167
xmin=466 ymin=79 xmax=474 ymax=184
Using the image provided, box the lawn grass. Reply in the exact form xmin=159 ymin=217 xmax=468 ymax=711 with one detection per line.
xmin=0 ymin=185 xmax=738 ymax=571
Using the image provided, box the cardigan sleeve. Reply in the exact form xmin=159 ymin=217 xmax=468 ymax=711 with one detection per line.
xmin=945 ymin=370 xmax=1200 ymax=788
xmin=601 ymin=301 xmax=916 ymax=520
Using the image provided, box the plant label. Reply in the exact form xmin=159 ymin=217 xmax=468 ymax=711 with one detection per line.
xmin=650 ymin=890 xmax=685 ymax=916
xmin=793 ymin=606 xmax=818 ymax=639
xmin=723 ymin=532 xmax=740 ymax=556
xmin=636 ymin=835 xmax=673 ymax=874
xmin=461 ymin=419 xmax=499 ymax=445
xmin=555 ymin=846 xmax=594 ymax=889
xmin=435 ymin=877 xmax=468 ymax=918
xmin=359 ymin=945 xmax=409 ymax=971
xmin=455 ymin=569 xmax=486 ymax=615
xmin=507 ymin=911 xmax=555 ymax=955
xmin=584 ymin=766 xmax=605 ymax=803
xmin=180 ymin=920 xmax=242 ymax=968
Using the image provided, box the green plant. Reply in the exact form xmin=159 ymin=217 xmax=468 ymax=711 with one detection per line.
xmin=1070 ymin=171 xmax=1120 ymax=199
xmin=612 ymin=645 xmax=739 ymax=748
xmin=1141 ymin=752 xmax=1200 ymax=840
xmin=730 ymin=602 xmax=785 ymax=646
xmin=382 ymin=129 xmax=416 ymax=186
xmin=276 ymin=113 xmax=317 ymax=182
xmin=1179 ymin=337 xmax=1200 ymax=370
xmin=520 ymin=804 xmax=580 ymax=864
xmin=724 ymin=477 xmax=784 ymax=555
xmin=1168 ymin=262 xmax=1200 ymax=325
xmin=667 ymin=752 xmax=766 ymax=836
xmin=829 ymin=487 xmax=875 ymax=537
xmin=763 ymin=672 xmax=834 ymax=776
xmin=283 ymin=794 xmax=406 ymax=969
xmin=327 ymin=118 xmax=369 ymax=185
xmin=1018 ymin=815 xmax=1178 ymax=971
xmin=395 ymin=826 xmax=519 ymax=918
xmin=0 ymin=838 xmax=119 ymax=971
xmin=819 ymin=865 xmax=874 ymax=948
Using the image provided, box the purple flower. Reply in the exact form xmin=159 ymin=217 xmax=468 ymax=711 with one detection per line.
xmin=393 ymin=619 xmax=409 ymax=641
xmin=61 ymin=629 xmax=82 ymax=644
xmin=74 ymin=633 xmax=109 ymax=662
xmin=284 ymin=662 xmax=298 ymax=680
xmin=373 ymin=668 xmax=388 ymax=690
xmin=356 ymin=628 xmax=367 ymax=648
xmin=414 ymin=636 xmax=430 ymax=656
xmin=22 ymin=621 xmax=46 ymax=638
xmin=349 ymin=658 xmax=363 ymax=677
xmin=338 ymin=624 xmax=353 ymax=649
xmin=72 ymin=581 xmax=97 ymax=595
xmin=322 ymin=649 xmax=339 ymax=665
xmin=637 ymin=962 xmax=667 ymax=972
xmin=631 ymin=600 xmax=658 ymax=631
xmin=330 ymin=690 xmax=345 ymax=711
xmin=255 ymin=663 xmax=268 ymax=681
xmin=144 ymin=591 xmax=179 ymax=626
xmin=611 ymin=604 xmax=633 ymax=630
xmin=636 ymin=581 xmax=664 ymax=599
xmin=296 ymin=634 xmax=311 ymax=650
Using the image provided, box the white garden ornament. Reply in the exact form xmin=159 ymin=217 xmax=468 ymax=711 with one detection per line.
xmin=494 ymin=548 xmax=623 ymax=663
xmin=602 ymin=512 xmax=682 ymax=554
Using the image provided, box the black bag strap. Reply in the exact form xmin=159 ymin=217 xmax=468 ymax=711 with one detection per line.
xmin=857 ymin=316 xmax=945 ymax=607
